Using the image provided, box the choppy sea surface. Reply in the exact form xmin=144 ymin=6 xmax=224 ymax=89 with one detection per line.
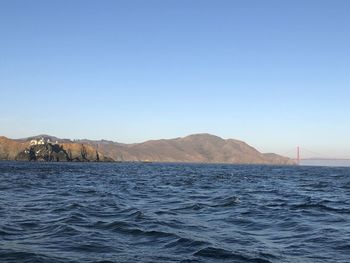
xmin=0 ymin=162 xmax=349 ymax=263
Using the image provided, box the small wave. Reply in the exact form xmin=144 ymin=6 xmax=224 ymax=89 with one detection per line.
xmin=67 ymin=202 xmax=86 ymax=209
xmin=343 ymin=181 xmax=350 ymax=189
xmin=301 ymin=181 xmax=330 ymax=189
xmin=94 ymin=220 xmax=131 ymax=230
xmin=211 ymin=196 xmax=240 ymax=207
xmin=0 ymin=225 xmax=23 ymax=235
xmin=72 ymin=242 xmax=114 ymax=253
xmin=290 ymin=202 xmax=349 ymax=214
xmin=61 ymin=212 xmax=88 ymax=224
xmin=164 ymin=237 xmax=209 ymax=249
xmin=94 ymin=220 xmax=175 ymax=238
xmin=154 ymin=209 xmax=177 ymax=215
xmin=48 ymin=224 xmax=81 ymax=237
xmin=76 ymin=187 xmax=98 ymax=195
xmin=18 ymin=221 xmax=40 ymax=230
xmin=129 ymin=210 xmax=144 ymax=219
xmin=50 ymin=202 xmax=85 ymax=213
xmin=335 ymin=244 xmax=350 ymax=251
xmin=194 ymin=247 xmax=272 ymax=262
xmin=0 ymin=229 xmax=14 ymax=236
xmin=120 ymin=208 xmax=145 ymax=220
xmin=172 ymin=203 xmax=205 ymax=212
xmin=0 ymin=250 xmax=69 ymax=263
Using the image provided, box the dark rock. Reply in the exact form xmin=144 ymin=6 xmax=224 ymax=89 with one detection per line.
xmin=16 ymin=143 xmax=70 ymax=162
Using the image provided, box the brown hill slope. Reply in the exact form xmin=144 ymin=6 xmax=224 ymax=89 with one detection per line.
xmin=0 ymin=136 xmax=27 ymax=160
xmin=81 ymin=133 xmax=294 ymax=164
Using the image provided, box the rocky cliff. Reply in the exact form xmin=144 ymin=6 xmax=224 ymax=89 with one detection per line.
xmin=0 ymin=136 xmax=113 ymax=162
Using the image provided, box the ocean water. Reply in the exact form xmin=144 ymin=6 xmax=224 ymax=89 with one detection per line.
xmin=300 ymin=159 xmax=350 ymax=167
xmin=0 ymin=162 xmax=349 ymax=263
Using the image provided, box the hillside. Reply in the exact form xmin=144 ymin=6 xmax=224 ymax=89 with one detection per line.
xmin=0 ymin=134 xmax=294 ymax=164
xmin=0 ymin=136 xmax=29 ymax=160
xmin=80 ymin=133 xmax=294 ymax=165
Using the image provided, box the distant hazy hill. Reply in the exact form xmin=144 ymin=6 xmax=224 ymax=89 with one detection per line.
xmin=0 ymin=133 xmax=294 ymax=164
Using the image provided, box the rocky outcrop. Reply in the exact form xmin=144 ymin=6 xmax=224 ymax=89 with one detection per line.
xmin=16 ymin=143 xmax=69 ymax=161
xmin=61 ymin=143 xmax=113 ymax=162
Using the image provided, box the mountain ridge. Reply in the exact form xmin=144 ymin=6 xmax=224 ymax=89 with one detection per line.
xmin=0 ymin=133 xmax=294 ymax=164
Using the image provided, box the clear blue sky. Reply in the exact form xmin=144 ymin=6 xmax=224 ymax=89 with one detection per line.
xmin=1 ymin=0 xmax=349 ymax=158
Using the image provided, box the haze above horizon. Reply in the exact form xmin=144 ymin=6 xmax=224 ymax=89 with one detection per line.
xmin=1 ymin=0 xmax=349 ymax=158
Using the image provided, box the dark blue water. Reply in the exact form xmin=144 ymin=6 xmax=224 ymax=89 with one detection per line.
xmin=0 ymin=162 xmax=349 ymax=263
